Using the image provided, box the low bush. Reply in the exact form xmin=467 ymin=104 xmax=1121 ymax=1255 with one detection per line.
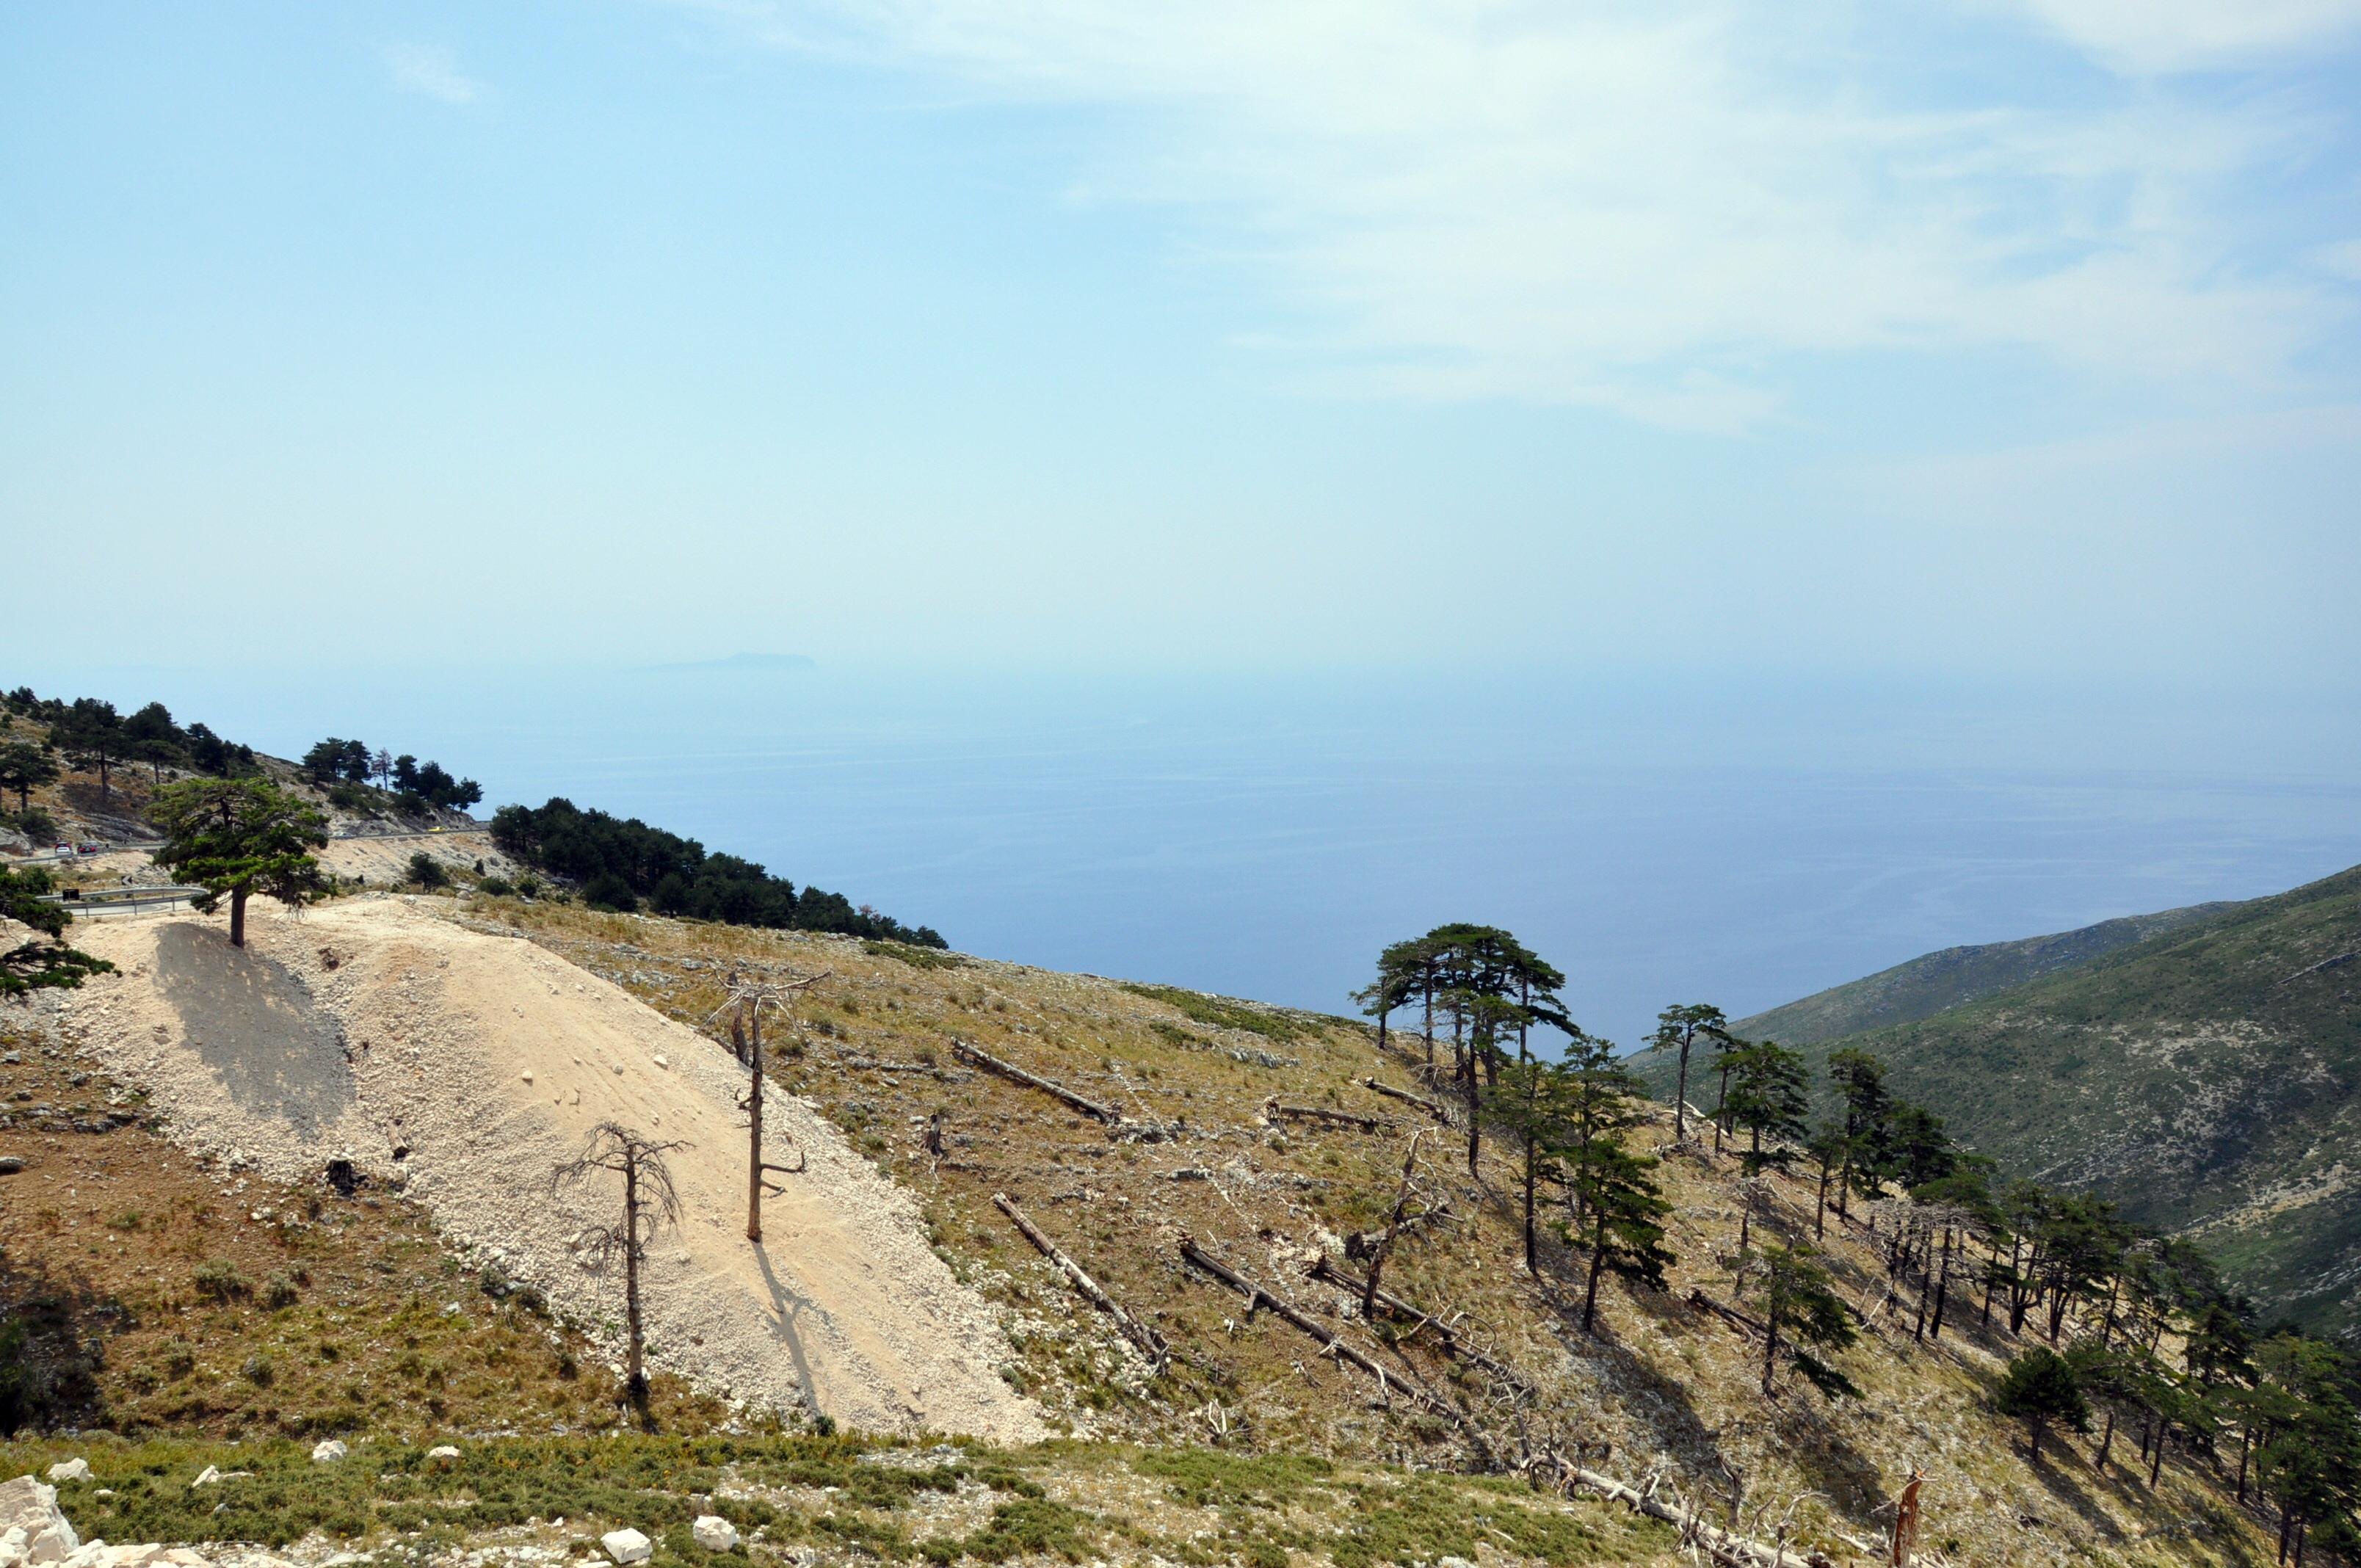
xmin=191 ymin=1260 xmax=247 ymax=1302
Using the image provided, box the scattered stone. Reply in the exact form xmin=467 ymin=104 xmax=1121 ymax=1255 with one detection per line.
xmin=0 ymin=1158 xmax=23 ymax=1176
xmin=0 ymin=1476 xmax=80 ymax=1564
xmin=599 ymin=1531 xmax=651 ymax=1566
xmin=41 ymin=1464 xmax=87 ymax=1486
xmin=426 ymin=1447 xmax=461 ymax=1465
xmin=187 ymin=1469 xmax=220 ymax=1490
xmin=309 ymin=1442 xmax=347 ymax=1464
xmin=689 ymin=1517 xmax=737 ymax=1552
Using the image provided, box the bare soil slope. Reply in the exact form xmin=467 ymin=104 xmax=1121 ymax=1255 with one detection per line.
xmin=60 ymin=899 xmax=1042 ymax=1445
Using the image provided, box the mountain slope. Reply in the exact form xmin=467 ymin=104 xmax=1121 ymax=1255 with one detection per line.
xmin=1732 ymin=901 xmax=2235 ymax=1045
xmin=1642 ymin=863 xmax=2361 ymax=1339
xmin=15 ymin=887 xmax=2287 ymax=1567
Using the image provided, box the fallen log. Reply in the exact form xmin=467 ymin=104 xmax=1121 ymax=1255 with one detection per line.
xmin=954 ymin=1039 xmax=1122 ymax=1123
xmin=1306 ymin=1255 xmax=1534 ymax=1396
xmin=1687 ymin=1287 xmax=1769 ymax=1340
xmin=1360 ymin=1078 xmax=1451 ymax=1122
xmin=1530 ymin=1451 xmax=1823 ymax=1568
xmin=995 ymin=1192 xmax=1169 ymax=1371
xmin=1178 ymin=1236 xmax=1492 ymax=1461
xmin=1263 ymin=1097 xmax=1386 ymax=1132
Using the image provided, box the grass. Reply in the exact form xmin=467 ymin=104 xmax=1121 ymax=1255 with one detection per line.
xmin=0 ymin=1434 xmax=1673 ymax=1568
xmin=1117 ymin=984 xmax=1313 ymax=1045
xmin=864 ymin=940 xmax=971 ymax=973
xmin=0 ymin=1022 xmax=726 ymax=1442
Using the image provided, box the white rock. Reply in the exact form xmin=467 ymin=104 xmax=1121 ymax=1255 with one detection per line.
xmin=188 ymin=1469 xmax=221 ymax=1491
xmin=600 ymin=1531 xmax=651 ymax=1565
xmin=690 ymin=1517 xmax=737 ymax=1552
xmin=310 ymin=1442 xmax=348 ymax=1464
xmin=1 ymin=1525 xmax=29 ymax=1568
xmin=426 ymin=1446 xmax=461 ymax=1464
xmin=98 ymin=1547 xmax=169 ymax=1568
xmin=41 ymin=1464 xmax=87 ymax=1487
xmin=1 ymin=1478 xmax=79 ymax=1567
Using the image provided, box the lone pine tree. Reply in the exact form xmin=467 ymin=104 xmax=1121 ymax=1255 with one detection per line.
xmin=150 ymin=777 xmax=329 ymax=947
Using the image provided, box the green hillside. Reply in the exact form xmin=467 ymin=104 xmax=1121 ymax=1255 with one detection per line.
xmin=1732 ymin=899 xmax=2233 ymax=1044
xmin=1635 ymin=863 xmax=2361 ymax=1340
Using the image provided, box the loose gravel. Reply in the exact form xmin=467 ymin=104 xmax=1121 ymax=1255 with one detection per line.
xmin=60 ymin=899 xmax=1044 ymax=1445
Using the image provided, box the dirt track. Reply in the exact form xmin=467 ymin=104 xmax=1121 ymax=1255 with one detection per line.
xmin=60 ymin=899 xmax=1045 ymax=1444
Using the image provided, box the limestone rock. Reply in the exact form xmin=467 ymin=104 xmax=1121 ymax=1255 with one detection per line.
xmin=600 ymin=1531 xmax=652 ymax=1565
xmin=0 ymin=1477 xmax=79 ymax=1565
xmin=690 ymin=1517 xmax=738 ymax=1552
xmin=309 ymin=1442 xmax=347 ymax=1465
xmin=40 ymin=1465 xmax=87 ymax=1487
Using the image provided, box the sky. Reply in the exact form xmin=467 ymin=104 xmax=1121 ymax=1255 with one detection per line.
xmin=5 ymin=0 xmax=2361 ymax=684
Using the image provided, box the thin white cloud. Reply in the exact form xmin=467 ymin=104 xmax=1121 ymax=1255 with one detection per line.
xmin=382 ymin=42 xmax=487 ymax=105
xmin=2000 ymin=0 xmax=2361 ymax=73
xmin=690 ymin=0 xmax=2354 ymax=429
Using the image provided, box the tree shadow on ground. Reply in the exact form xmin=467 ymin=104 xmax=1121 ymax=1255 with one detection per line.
xmin=153 ymin=920 xmax=354 ymax=1136
xmin=0 ymin=1249 xmax=125 ymax=1434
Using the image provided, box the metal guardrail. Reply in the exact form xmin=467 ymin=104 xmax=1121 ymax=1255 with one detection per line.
xmin=35 ymin=885 xmax=211 ymax=916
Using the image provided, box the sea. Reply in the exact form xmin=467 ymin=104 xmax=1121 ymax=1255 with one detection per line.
xmin=22 ymin=662 xmax=2361 ymax=1048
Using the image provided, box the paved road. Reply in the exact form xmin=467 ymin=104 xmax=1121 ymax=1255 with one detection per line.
xmin=329 ymin=824 xmax=492 ymax=841
xmin=6 ymin=824 xmax=490 ymax=866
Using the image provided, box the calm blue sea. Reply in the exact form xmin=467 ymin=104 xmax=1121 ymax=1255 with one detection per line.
xmin=23 ymin=664 xmax=2361 ymax=1045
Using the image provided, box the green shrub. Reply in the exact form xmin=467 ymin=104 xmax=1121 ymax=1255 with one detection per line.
xmin=863 ymin=940 xmax=967 ymax=972
xmin=264 ymin=1271 xmax=302 ymax=1308
xmin=581 ymin=872 xmax=637 ymax=912
xmin=1120 ymin=984 xmax=1310 ymax=1044
xmin=192 ymin=1259 xmax=247 ymax=1302
xmin=477 ymin=874 xmax=513 ymax=897
xmin=407 ymin=852 xmax=450 ymax=890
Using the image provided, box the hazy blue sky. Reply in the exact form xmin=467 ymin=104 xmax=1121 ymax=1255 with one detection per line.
xmin=6 ymin=1 xmax=2360 ymax=684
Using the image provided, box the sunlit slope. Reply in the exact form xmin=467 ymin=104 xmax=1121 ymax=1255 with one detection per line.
xmin=1728 ymin=900 xmax=2235 ymax=1046
xmin=1639 ymin=864 xmax=2361 ymax=1337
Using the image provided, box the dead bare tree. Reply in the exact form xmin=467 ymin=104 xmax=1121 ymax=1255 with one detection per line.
xmin=708 ymin=967 xmax=830 ymax=1241
xmin=1363 ymin=1128 xmax=1429 ymax=1321
xmin=551 ymin=1120 xmax=689 ymax=1424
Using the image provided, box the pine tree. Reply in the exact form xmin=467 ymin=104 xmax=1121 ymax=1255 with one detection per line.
xmin=1742 ymin=1241 xmax=1858 ymax=1399
xmin=1827 ymin=1048 xmax=1892 ymax=1221
xmin=1566 ymin=1130 xmax=1674 ymax=1335
xmin=0 ymin=741 xmax=59 ymax=813
xmin=1647 ymin=1002 xmax=1725 ymax=1145
xmin=1 ymin=867 xmax=115 ymax=998
xmin=150 ymin=777 xmax=329 ymax=947
xmin=1720 ymin=1039 xmax=1809 ymax=1249
xmin=1996 ymin=1346 xmax=2090 ymax=1462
